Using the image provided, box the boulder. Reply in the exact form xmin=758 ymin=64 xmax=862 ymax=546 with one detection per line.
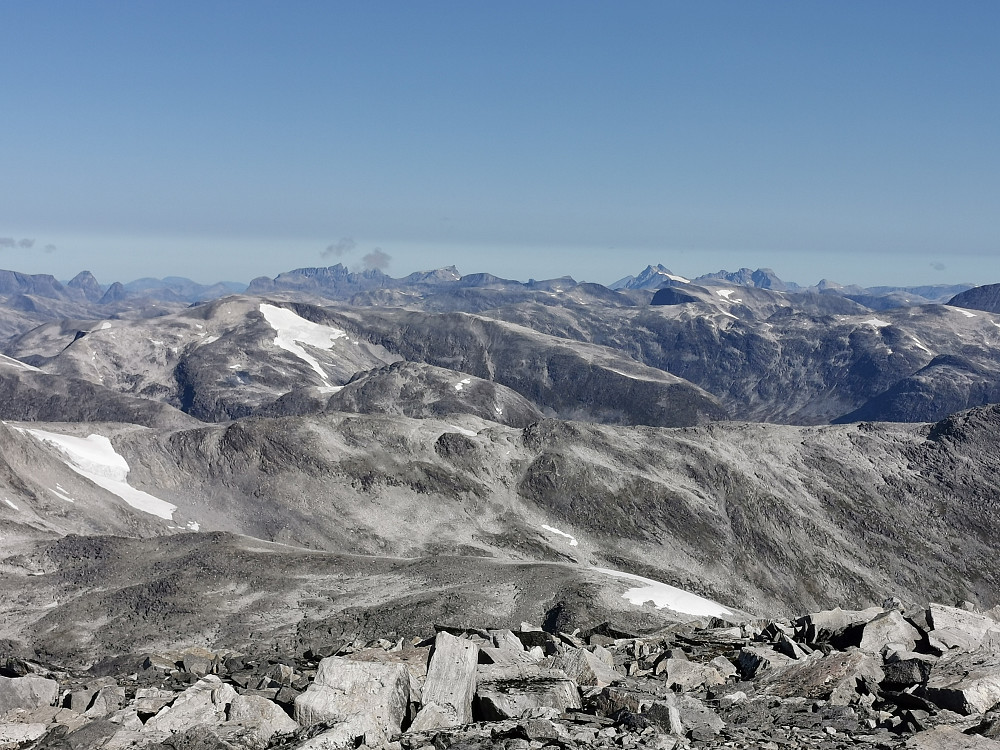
xmin=883 ymin=652 xmax=937 ymax=689
xmin=923 ymin=650 xmax=1000 ymax=715
xmin=654 ymin=658 xmax=725 ymax=691
xmin=294 ymin=656 xmax=409 ymax=747
xmin=0 ymin=722 xmax=47 ymax=744
xmin=906 ymin=726 xmax=1000 ymax=749
xmin=928 ymin=604 xmax=1000 ymax=652
xmin=736 ymin=646 xmax=796 ymax=680
xmin=645 ymin=694 xmax=725 ymax=740
xmin=227 ymin=694 xmax=298 ymax=743
xmin=409 ymin=632 xmax=478 ymax=730
xmin=859 ymin=610 xmax=920 ymax=653
xmin=795 ymin=606 xmax=883 ymax=643
xmin=552 ymin=648 xmax=622 ymax=688
xmin=755 ymin=650 xmax=884 ymax=705
xmin=83 ymin=685 xmax=126 ymax=718
xmin=144 ymin=674 xmax=237 ymax=733
xmin=474 ymin=664 xmax=581 ymax=720
xmin=0 ymin=675 xmax=59 ymax=717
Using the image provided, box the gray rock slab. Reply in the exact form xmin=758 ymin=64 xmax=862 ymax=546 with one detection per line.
xmin=859 ymin=610 xmax=920 ymax=653
xmin=294 ymin=655 xmax=409 ymax=746
xmin=906 ymin=726 xmax=1000 ymax=749
xmin=645 ymin=693 xmax=725 ymax=740
xmin=410 ymin=631 xmax=478 ymax=730
xmin=227 ymin=693 xmax=298 ymax=743
xmin=0 ymin=675 xmax=59 ymax=717
xmin=923 ymin=650 xmax=1000 ymax=715
xmin=0 ymin=722 xmax=47 ymax=744
xmin=797 ymin=606 xmax=883 ymax=643
xmin=755 ymin=650 xmax=884 ymax=705
xmin=929 ymin=604 xmax=1000 ymax=653
xmin=474 ymin=664 xmax=581 ymax=720
xmin=736 ymin=646 xmax=796 ymax=680
xmin=552 ymin=648 xmax=622 ymax=688
xmin=143 ymin=674 xmax=237 ymax=734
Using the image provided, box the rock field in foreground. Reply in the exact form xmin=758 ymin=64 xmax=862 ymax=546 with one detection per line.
xmin=5 ymin=601 xmax=1000 ymax=749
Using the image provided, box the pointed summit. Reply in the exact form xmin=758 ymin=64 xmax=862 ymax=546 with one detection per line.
xmin=67 ymin=270 xmax=103 ymax=302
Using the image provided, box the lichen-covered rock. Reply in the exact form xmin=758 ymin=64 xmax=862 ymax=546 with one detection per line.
xmin=409 ymin=631 xmax=478 ymax=730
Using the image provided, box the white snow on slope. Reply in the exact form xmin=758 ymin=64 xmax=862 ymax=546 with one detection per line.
xmin=592 ymin=567 xmax=732 ymax=618
xmin=260 ymin=303 xmax=348 ymax=381
xmin=2 ymin=498 xmax=17 ymax=510
xmin=447 ymin=426 xmax=478 ymax=437
xmin=960 ymin=310 xmax=977 ymax=318
xmin=0 ymin=353 xmax=40 ymax=372
xmin=541 ymin=524 xmax=578 ymax=546
xmin=861 ymin=318 xmax=890 ymax=328
xmin=49 ymin=487 xmax=75 ymax=504
xmin=665 ymin=273 xmax=690 ymax=284
xmin=454 ymin=378 xmax=472 ymax=391
xmin=911 ymin=337 xmax=933 ymax=355
xmin=716 ymin=289 xmax=736 ymax=299
xmin=19 ymin=429 xmax=176 ymax=520
xmin=98 ymin=321 xmax=112 ymax=330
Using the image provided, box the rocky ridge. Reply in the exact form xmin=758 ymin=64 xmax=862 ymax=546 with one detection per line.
xmin=5 ymin=601 xmax=1000 ymax=749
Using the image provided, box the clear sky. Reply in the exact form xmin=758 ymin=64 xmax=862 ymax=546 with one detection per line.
xmin=1 ymin=1 xmax=997 ymax=288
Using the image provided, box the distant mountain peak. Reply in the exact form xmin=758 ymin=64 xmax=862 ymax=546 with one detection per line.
xmin=610 ymin=264 xmax=690 ymax=290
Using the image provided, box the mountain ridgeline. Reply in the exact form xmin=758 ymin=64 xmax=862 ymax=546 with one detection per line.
xmin=0 ymin=260 xmax=999 ymax=704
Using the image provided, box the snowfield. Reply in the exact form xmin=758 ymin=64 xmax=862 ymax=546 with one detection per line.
xmin=592 ymin=567 xmax=732 ymax=618
xmin=18 ymin=428 xmax=177 ymax=520
xmin=260 ymin=303 xmax=348 ymax=381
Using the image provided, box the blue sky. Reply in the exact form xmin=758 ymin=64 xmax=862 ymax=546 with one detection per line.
xmin=1 ymin=1 xmax=997 ymax=287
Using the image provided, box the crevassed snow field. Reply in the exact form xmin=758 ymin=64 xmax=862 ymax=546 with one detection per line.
xmin=260 ymin=303 xmax=348 ymax=381
xmin=20 ymin=428 xmax=177 ymax=520
xmin=592 ymin=567 xmax=732 ymax=618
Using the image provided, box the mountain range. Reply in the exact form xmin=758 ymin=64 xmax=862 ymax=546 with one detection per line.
xmin=1 ymin=260 xmax=1000 ymax=673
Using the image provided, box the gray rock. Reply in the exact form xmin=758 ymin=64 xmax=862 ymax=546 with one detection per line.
xmin=736 ymin=646 xmax=796 ymax=680
xmin=755 ymin=650 xmax=884 ymax=705
xmin=645 ymin=693 xmax=725 ymax=740
xmin=655 ymin=659 xmax=725 ymax=691
xmin=552 ymin=648 xmax=622 ymax=688
xmin=923 ymin=650 xmax=1000 ymax=715
xmin=928 ymin=604 xmax=1000 ymax=652
xmin=0 ymin=675 xmax=59 ymax=717
xmin=906 ymin=725 xmax=1000 ymax=749
xmin=409 ymin=632 xmax=478 ymax=730
xmin=227 ymin=693 xmax=298 ymax=742
xmin=144 ymin=674 xmax=237 ymax=733
xmin=0 ymin=722 xmax=47 ymax=744
xmin=883 ymin=652 xmax=937 ymax=688
xmin=859 ymin=610 xmax=920 ymax=653
xmin=796 ymin=607 xmax=883 ymax=643
xmin=474 ymin=664 xmax=581 ymax=720
xmin=294 ymin=655 xmax=409 ymax=746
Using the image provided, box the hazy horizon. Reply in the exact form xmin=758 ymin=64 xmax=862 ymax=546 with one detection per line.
xmin=2 ymin=1 xmax=996 ymax=289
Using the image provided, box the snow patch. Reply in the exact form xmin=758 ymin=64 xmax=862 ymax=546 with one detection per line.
xmin=186 ymin=521 xmax=200 ymax=532
xmin=665 ymin=273 xmax=690 ymax=284
xmin=911 ymin=337 xmax=933 ymax=355
xmin=260 ymin=303 xmax=348 ymax=381
xmin=861 ymin=318 xmax=890 ymax=328
xmin=960 ymin=309 xmax=977 ymax=318
xmin=49 ymin=488 xmax=75 ymax=504
xmin=317 ymin=385 xmax=344 ymax=394
xmin=454 ymin=378 xmax=472 ymax=391
xmin=0 ymin=354 xmax=40 ymax=372
xmin=716 ymin=289 xmax=737 ymax=300
xmin=18 ymin=428 xmax=176 ymax=520
xmin=592 ymin=567 xmax=732 ymax=618
xmin=98 ymin=322 xmax=112 ymax=330
xmin=2 ymin=498 xmax=18 ymax=511
xmin=541 ymin=524 xmax=578 ymax=547
xmin=447 ymin=426 xmax=478 ymax=437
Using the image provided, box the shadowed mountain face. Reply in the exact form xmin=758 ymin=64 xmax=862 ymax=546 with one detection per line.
xmin=948 ymin=283 xmax=1000 ymax=313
